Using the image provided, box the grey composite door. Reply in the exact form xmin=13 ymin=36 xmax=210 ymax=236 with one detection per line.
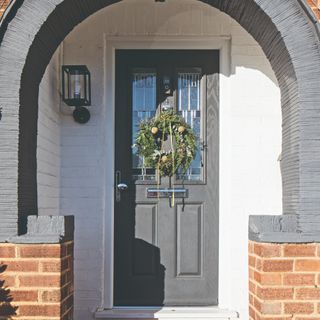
xmin=114 ymin=50 xmax=219 ymax=307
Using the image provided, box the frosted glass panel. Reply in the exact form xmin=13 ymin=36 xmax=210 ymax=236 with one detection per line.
xmin=132 ymin=70 xmax=157 ymax=181
xmin=177 ymin=70 xmax=202 ymax=181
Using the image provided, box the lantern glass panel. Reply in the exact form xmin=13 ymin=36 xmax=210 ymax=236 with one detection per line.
xmin=62 ymin=65 xmax=91 ymax=107
xmin=70 ymin=70 xmax=85 ymax=100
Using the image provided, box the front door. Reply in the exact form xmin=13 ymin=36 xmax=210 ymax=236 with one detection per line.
xmin=114 ymin=50 xmax=219 ymax=306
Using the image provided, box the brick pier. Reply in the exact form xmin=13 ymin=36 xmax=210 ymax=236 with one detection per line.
xmin=0 ymin=241 xmax=73 ymax=320
xmin=249 ymin=241 xmax=320 ymax=319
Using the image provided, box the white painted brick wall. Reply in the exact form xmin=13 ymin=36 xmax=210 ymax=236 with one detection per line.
xmin=36 ymin=0 xmax=282 ymax=319
xmin=37 ymin=51 xmax=61 ymax=216
xmin=222 ymin=22 xmax=282 ymax=315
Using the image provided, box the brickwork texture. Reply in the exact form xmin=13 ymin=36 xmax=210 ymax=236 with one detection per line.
xmin=249 ymin=241 xmax=320 ymax=320
xmin=0 ymin=0 xmax=320 ymax=319
xmin=308 ymin=0 xmax=320 ymax=19
xmin=0 ymin=242 xmax=73 ymax=320
xmin=0 ymin=0 xmax=10 ymax=19
xmin=1 ymin=0 xmax=320 ymax=21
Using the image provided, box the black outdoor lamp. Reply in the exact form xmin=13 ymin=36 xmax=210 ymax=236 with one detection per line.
xmin=62 ymin=65 xmax=91 ymax=124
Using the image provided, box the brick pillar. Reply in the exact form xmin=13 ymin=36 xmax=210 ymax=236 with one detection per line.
xmin=249 ymin=241 xmax=320 ymax=319
xmin=0 ymin=241 xmax=73 ymax=320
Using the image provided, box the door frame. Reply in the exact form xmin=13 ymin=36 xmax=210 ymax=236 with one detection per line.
xmin=101 ymin=35 xmax=231 ymax=310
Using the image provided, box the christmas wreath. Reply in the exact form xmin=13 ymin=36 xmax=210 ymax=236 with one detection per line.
xmin=135 ymin=110 xmax=197 ymax=177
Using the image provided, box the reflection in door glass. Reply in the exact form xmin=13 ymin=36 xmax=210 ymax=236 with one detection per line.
xmin=177 ymin=70 xmax=203 ymax=181
xmin=132 ymin=70 xmax=157 ymax=181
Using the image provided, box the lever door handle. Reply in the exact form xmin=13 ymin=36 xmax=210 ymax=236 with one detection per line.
xmin=117 ymin=183 xmax=128 ymax=191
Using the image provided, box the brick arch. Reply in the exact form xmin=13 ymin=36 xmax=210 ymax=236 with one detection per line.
xmin=0 ymin=0 xmax=320 ymax=238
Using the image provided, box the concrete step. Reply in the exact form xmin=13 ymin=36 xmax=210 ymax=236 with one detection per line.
xmin=95 ymin=307 xmax=239 ymax=320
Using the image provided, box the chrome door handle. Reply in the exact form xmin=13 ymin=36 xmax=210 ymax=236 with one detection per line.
xmin=115 ymin=171 xmax=128 ymax=202
xmin=117 ymin=183 xmax=128 ymax=191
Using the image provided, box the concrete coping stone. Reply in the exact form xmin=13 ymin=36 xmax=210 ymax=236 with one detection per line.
xmin=6 ymin=215 xmax=74 ymax=244
xmin=249 ymin=214 xmax=320 ymax=243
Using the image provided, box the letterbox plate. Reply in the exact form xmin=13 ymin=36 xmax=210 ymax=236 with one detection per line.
xmin=147 ymin=188 xmax=188 ymax=198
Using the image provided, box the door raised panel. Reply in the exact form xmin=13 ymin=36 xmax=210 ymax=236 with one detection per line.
xmin=134 ymin=204 xmax=158 ymax=276
xmin=176 ymin=204 xmax=203 ymax=277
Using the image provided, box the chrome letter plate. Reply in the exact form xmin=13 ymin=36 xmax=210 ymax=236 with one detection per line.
xmin=147 ymin=188 xmax=188 ymax=198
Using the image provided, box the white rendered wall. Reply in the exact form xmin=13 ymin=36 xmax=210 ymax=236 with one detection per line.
xmin=52 ymin=0 xmax=283 ymax=319
xmin=37 ymin=51 xmax=61 ymax=216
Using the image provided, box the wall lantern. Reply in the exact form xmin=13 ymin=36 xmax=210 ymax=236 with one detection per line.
xmin=62 ymin=65 xmax=91 ymax=124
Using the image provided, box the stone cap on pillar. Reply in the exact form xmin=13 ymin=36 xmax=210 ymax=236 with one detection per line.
xmin=249 ymin=214 xmax=320 ymax=243
xmin=8 ymin=215 xmax=74 ymax=244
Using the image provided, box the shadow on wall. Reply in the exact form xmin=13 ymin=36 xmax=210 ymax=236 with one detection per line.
xmin=70 ymin=0 xmax=280 ymax=86
xmin=0 ymin=264 xmax=17 ymax=319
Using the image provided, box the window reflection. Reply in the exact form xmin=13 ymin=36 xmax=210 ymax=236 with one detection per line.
xmin=132 ymin=70 xmax=157 ymax=181
xmin=177 ymin=70 xmax=203 ymax=181
xmin=132 ymin=69 xmax=203 ymax=182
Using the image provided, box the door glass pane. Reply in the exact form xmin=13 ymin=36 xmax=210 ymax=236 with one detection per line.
xmin=177 ymin=69 xmax=203 ymax=181
xmin=132 ymin=70 xmax=157 ymax=181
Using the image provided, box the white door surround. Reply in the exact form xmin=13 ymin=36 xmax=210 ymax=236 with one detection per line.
xmin=101 ymin=35 xmax=231 ymax=312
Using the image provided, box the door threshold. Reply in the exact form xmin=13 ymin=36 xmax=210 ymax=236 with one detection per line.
xmin=95 ymin=306 xmax=239 ymax=319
